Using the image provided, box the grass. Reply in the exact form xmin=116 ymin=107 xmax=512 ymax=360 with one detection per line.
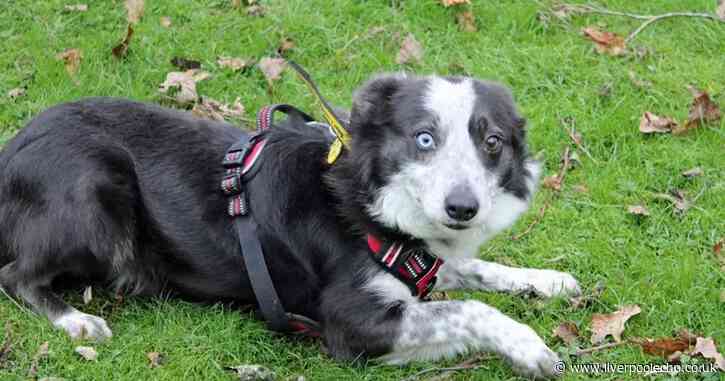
xmin=1 ymin=0 xmax=723 ymax=380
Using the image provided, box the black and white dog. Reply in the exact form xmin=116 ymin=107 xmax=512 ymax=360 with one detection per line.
xmin=0 ymin=74 xmax=579 ymax=378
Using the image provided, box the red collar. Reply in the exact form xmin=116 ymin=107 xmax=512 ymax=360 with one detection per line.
xmin=366 ymin=234 xmax=443 ymax=299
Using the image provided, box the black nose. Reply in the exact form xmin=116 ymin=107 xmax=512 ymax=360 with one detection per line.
xmin=444 ymin=185 xmax=479 ymax=221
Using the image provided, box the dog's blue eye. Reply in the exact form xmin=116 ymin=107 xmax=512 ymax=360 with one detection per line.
xmin=415 ymin=132 xmax=436 ymax=150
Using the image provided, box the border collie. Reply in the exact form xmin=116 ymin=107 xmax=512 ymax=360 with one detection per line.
xmin=0 ymin=74 xmax=579 ymax=379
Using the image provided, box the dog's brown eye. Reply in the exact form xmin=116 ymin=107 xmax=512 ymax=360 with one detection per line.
xmin=484 ymin=135 xmax=502 ymax=153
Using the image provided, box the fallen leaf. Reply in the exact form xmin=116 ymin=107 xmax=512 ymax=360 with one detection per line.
xmin=582 ymin=27 xmax=626 ymax=56
xmin=160 ymin=16 xmax=172 ymax=27
xmin=192 ymin=97 xmax=245 ymax=121
xmin=691 ymin=337 xmax=725 ymax=371
xmin=125 ymin=0 xmax=144 ymax=24
xmin=170 ymin=57 xmax=201 ymax=70
xmin=7 ymin=87 xmax=26 ymax=99
xmin=56 ymin=48 xmax=82 ymax=79
xmin=440 ymin=0 xmax=470 ymax=6
xmin=553 ymin=322 xmax=580 ymax=345
xmin=682 ymin=167 xmax=704 ymax=178
xmin=246 ymin=4 xmax=265 ymax=17
xmin=542 ymin=175 xmax=562 ymax=191
xmin=64 ymin=4 xmax=88 ymax=12
xmin=258 ymin=57 xmax=286 ymax=86
xmin=27 ymin=341 xmax=49 ymax=378
xmin=573 ymin=183 xmax=589 ymax=193
xmin=627 ymin=70 xmax=652 ymax=89
xmin=147 ymin=351 xmax=164 ymax=368
xmin=277 ymin=37 xmax=295 ymax=55
xmin=111 ymin=24 xmax=134 ymax=59
xmin=639 ymin=111 xmax=679 ymax=134
xmin=217 ymin=57 xmax=252 ymax=71
xmin=631 ymin=335 xmax=692 ymax=358
xmin=653 ymin=190 xmax=691 ymax=215
xmin=590 ymin=304 xmax=640 ymax=344
xmin=227 ymin=364 xmax=276 ymax=381
xmin=627 ymin=205 xmax=649 ymax=216
xmin=158 ymin=69 xmax=210 ymax=105
xmin=569 ymin=281 xmax=605 ymax=309
xmin=456 ymin=10 xmax=477 ymax=32
xmin=674 ymin=86 xmax=722 ymax=134
xmin=427 ymin=291 xmax=450 ymax=301
xmin=550 ymin=4 xmax=582 ymax=20
xmin=718 ymin=0 xmax=725 ymax=21
xmin=82 ymin=286 xmax=92 ymax=305
xmin=714 ymin=239 xmax=724 ymax=255
xmin=396 ymin=33 xmax=423 ymax=65
xmin=75 ymin=346 xmax=97 ymax=361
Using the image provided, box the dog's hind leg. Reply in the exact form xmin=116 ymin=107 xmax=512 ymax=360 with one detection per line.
xmin=377 ymin=300 xmax=561 ymax=379
xmin=434 ymin=258 xmax=580 ymax=298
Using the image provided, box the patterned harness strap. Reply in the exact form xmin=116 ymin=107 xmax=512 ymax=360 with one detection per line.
xmin=221 ymin=104 xmax=320 ymax=337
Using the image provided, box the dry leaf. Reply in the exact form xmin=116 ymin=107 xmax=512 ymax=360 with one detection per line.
xmin=258 ymin=57 xmax=286 ymax=85
xmin=160 ymin=16 xmax=172 ymax=27
xmin=64 ymin=4 xmax=88 ymax=12
xmin=674 ymin=86 xmax=722 ymax=134
xmin=717 ymin=0 xmax=725 ymax=21
xmin=590 ymin=304 xmax=640 ymax=344
xmin=228 ymin=365 xmax=276 ymax=381
xmin=278 ymin=38 xmax=295 ymax=55
xmin=542 ymin=175 xmax=562 ymax=191
xmin=714 ymin=239 xmax=724 ymax=255
xmin=7 ymin=87 xmax=26 ymax=99
xmin=111 ymin=25 xmax=134 ymax=59
xmin=170 ymin=57 xmax=201 ymax=71
xmin=82 ymin=286 xmax=92 ymax=305
xmin=653 ymin=190 xmax=691 ymax=215
xmin=396 ymin=34 xmax=423 ymax=65
xmin=582 ymin=27 xmax=626 ymax=56
xmin=56 ymin=48 xmax=82 ymax=79
xmin=217 ymin=57 xmax=252 ymax=71
xmin=125 ymin=0 xmax=144 ymax=24
xmin=551 ymin=4 xmax=582 ymax=20
xmin=627 ymin=205 xmax=649 ymax=216
xmin=681 ymin=167 xmax=704 ymax=178
xmin=158 ymin=70 xmax=210 ymax=105
xmin=440 ymin=0 xmax=470 ymax=6
xmin=632 ymin=336 xmax=692 ymax=358
xmin=147 ymin=351 xmax=164 ymax=368
xmin=456 ymin=11 xmax=477 ymax=32
xmin=569 ymin=281 xmax=605 ymax=309
xmin=28 ymin=341 xmax=49 ymax=378
xmin=75 ymin=346 xmax=97 ymax=361
xmin=553 ymin=322 xmax=580 ymax=345
xmin=573 ymin=184 xmax=589 ymax=193
xmin=246 ymin=4 xmax=265 ymax=17
xmin=192 ymin=97 xmax=245 ymax=121
xmin=639 ymin=111 xmax=678 ymax=134
xmin=692 ymin=337 xmax=725 ymax=371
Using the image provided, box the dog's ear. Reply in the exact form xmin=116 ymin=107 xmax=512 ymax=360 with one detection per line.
xmin=349 ymin=73 xmax=407 ymax=133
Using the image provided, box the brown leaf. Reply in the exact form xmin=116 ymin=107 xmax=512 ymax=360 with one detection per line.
xmin=714 ymin=238 xmax=724 ymax=255
xmin=542 ymin=175 xmax=562 ymax=191
xmin=396 ymin=34 xmax=423 ymax=65
xmin=674 ymin=86 xmax=722 ymax=134
xmin=158 ymin=70 xmax=210 ymax=105
xmin=56 ymin=48 xmax=82 ymax=79
xmin=682 ymin=167 xmax=704 ymax=178
xmin=64 ymin=4 xmax=88 ymax=12
xmin=217 ymin=57 xmax=252 ymax=72
xmin=147 ymin=351 xmax=164 ymax=368
xmin=573 ymin=183 xmax=589 ymax=193
xmin=456 ymin=11 xmax=477 ymax=32
xmin=28 ymin=341 xmax=49 ymax=378
xmin=718 ymin=0 xmax=725 ymax=21
xmin=440 ymin=0 xmax=470 ymax=6
xmin=160 ymin=16 xmax=172 ymax=28
xmin=590 ymin=304 xmax=640 ymax=344
xmin=639 ymin=111 xmax=678 ymax=134
xmin=82 ymin=286 xmax=92 ymax=305
xmin=192 ymin=97 xmax=245 ymax=121
xmin=277 ymin=38 xmax=295 ymax=55
xmin=582 ymin=27 xmax=626 ymax=56
xmin=569 ymin=281 xmax=605 ymax=309
xmin=653 ymin=190 xmax=691 ymax=215
xmin=7 ymin=87 xmax=26 ymax=99
xmin=258 ymin=57 xmax=286 ymax=85
xmin=170 ymin=57 xmax=201 ymax=71
xmin=111 ymin=25 xmax=134 ymax=59
xmin=125 ymin=0 xmax=144 ymax=24
xmin=246 ymin=4 xmax=265 ymax=17
xmin=553 ymin=322 xmax=580 ymax=345
xmin=551 ymin=4 xmax=582 ymax=20
xmin=74 ymin=346 xmax=98 ymax=361
xmin=632 ymin=336 xmax=691 ymax=358
xmin=627 ymin=205 xmax=649 ymax=216
xmin=691 ymin=337 xmax=725 ymax=371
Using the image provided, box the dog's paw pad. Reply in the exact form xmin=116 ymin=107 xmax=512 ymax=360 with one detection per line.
xmin=53 ymin=310 xmax=112 ymax=341
xmin=507 ymin=332 xmax=562 ymax=379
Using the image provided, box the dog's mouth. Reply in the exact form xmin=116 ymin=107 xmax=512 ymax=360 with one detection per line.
xmin=443 ymin=223 xmax=471 ymax=231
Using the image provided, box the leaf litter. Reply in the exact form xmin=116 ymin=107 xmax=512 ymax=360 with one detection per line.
xmin=158 ymin=70 xmax=211 ymax=106
xmin=396 ymin=34 xmax=424 ymax=65
xmin=590 ymin=304 xmax=640 ymax=344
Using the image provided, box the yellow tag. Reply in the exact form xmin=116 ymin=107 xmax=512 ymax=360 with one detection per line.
xmin=327 ymin=139 xmax=343 ymax=164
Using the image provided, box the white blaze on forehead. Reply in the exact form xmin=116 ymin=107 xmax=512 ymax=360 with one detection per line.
xmin=423 ymin=77 xmax=476 ymax=129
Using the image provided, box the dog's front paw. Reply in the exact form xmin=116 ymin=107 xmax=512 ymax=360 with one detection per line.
xmin=526 ymin=270 xmax=580 ymax=298
xmin=53 ymin=310 xmax=112 ymax=341
xmin=505 ymin=327 xmax=562 ymax=379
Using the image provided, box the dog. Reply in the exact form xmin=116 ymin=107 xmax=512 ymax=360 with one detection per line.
xmin=0 ymin=74 xmax=580 ymax=379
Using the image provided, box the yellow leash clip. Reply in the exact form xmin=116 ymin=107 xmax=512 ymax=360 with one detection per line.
xmin=287 ymin=61 xmax=351 ymax=164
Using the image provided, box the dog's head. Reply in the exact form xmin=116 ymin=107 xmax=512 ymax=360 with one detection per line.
xmin=335 ymin=74 xmax=540 ymax=257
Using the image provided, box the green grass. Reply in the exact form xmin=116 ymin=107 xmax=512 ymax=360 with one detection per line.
xmin=1 ymin=0 xmax=724 ymax=380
